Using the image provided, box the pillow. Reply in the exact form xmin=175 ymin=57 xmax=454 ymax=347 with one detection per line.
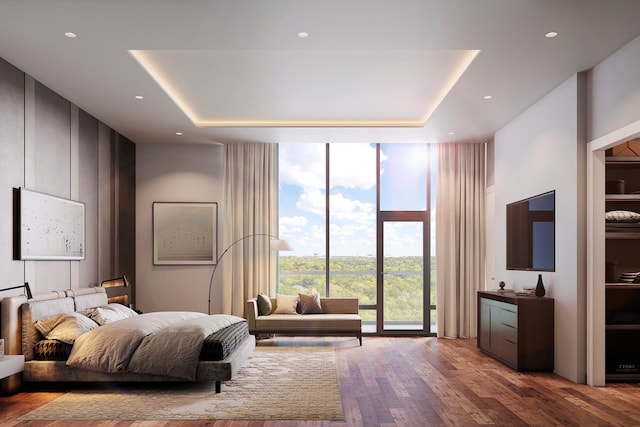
xmin=34 ymin=312 xmax=99 ymax=344
xmin=606 ymin=210 xmax=640 ymax=223
xmin=273 ymin=294 xmax=299 ymax=315
xmin=298 ymin=292 xmax=323 ymax=314
xmin=80 ymin=303 xmax=139 ymax=326
xmin=257 ymin=293 xmax=272 ymax=316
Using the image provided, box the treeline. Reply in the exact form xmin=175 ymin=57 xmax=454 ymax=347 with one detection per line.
xmin=278 ymin=256 xmax=436 ymax=322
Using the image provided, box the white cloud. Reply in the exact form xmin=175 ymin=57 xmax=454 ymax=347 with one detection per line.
xmin=279 ymin=144 xmax=325 ymax=189
xmin=280 ymin=216 xmax=308 ymax=227
xmin=329 ymin=192 xmax=375 ymax=224
xmin=279 ymin=216 xmax=308 ymax=235
xmin=383 ymin=222 xmax=424 ymax=256
xmin=329 ymin=144 xmax=378 ymax=190
xmin=279 ymin=143 xmax=386 ymax=192
xmin=296 ymin=189 xmax=326 ymax=216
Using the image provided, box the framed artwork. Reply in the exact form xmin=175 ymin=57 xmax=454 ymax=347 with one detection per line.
xmin=153 ymin=202 xmax=218 ymax=265
xmin=19 ymin=187 xmax=85 ymax=260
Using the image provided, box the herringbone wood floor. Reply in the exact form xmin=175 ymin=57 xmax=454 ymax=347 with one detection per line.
xmin=2 ymin=336 xmax=640 ymax=426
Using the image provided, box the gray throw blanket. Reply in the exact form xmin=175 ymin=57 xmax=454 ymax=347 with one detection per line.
xmin=66 ymin=312 xmax=244 ymax=380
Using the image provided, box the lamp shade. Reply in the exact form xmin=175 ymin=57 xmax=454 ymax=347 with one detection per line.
xmin=100 ymin=275 xmax=129 ymax=288
xmin=270 ymin=239 xmax=294 ymax=251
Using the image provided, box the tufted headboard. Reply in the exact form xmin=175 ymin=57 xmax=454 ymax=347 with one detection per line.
xmin=0 ymin=287 xmax=107 ymax=359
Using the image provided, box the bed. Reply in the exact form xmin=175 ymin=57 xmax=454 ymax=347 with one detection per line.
xmin=0 ymin=287 xmax=255 ymax=394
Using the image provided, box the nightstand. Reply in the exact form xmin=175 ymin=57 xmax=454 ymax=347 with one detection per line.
xmin=0 ymin=355 xmax=24 ymax=379
xmin=0 ymin=355 xmax=24 ymax=395
xmin=0 ymin=355 xmax=25 ymax=379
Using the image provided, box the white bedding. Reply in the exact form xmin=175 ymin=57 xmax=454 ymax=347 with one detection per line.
xmin=66 ymin=312 xmax=245 ymax=380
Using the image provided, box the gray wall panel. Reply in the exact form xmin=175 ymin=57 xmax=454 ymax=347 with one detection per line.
xmin=33 ymin=82 xmax=72 ymax=290
xmin=0 ymin=57 xmax=135 ymax=299
xmin=0 ymin=58 xmax=25 ymax=288
xmin=116 ymin=134 xmax=135 ymax=307
xmin=79 ymin=109 xmax=99 ymax=287
xmin=34 ymin=81 xmax=71 ymax=197
xmin=98 ymin=123 xmax=114 ymax=282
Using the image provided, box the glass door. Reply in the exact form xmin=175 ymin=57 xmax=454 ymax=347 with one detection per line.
xmin=378 ymin=216 xmax=430 ymax=334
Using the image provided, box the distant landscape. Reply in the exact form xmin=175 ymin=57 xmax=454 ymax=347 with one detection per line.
xmin=278 ymin=256 xmax=436 ymax=323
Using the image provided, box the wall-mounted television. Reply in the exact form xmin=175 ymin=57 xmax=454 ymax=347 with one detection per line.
xmin=506 ymin=190 xmax=555 ymax=271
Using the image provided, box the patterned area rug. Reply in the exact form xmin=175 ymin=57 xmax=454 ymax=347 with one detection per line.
xmin=20 ymin=346 xmax=343 ymax=421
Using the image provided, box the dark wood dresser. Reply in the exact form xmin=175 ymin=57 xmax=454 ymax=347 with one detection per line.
xmin=477 ymin=291 xmax=554 ymax=371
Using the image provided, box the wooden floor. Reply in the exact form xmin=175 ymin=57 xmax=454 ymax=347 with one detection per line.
xmin=2 ymin=336 xmax=640 ymax=426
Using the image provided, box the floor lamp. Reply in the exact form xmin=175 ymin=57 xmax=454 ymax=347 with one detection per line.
xmin=207 ymin=234 xmax=293 ymax=314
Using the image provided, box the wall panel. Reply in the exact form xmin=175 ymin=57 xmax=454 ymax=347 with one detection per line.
xmin=79 ymin=110 xmax=99 ymax=287
xmin=0 ymin=57 xmax=135 ymax=299
xmin=0 ymin=58 xmax=25 ymax=288
xmin=30 ymin=81 xmax=72 ymax=291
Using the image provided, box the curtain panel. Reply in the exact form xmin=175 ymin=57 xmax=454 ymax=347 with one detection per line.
xmin=436 ymin=142 xmax=486 ymax=338
xmin=221 ymin=143 xmax=279 ymax=316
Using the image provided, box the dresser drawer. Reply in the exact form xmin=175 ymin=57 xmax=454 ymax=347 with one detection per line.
xmin=498 ymin=338 xmax=518 ymax=366
xmin=501 ymin=320 xmax=517 ymax=343
xmin=501 ymin=308 xmax=518 ymax=329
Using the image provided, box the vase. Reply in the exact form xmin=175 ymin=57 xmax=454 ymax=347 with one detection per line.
xmin=535 ymin=274 xmax=546 ymax=297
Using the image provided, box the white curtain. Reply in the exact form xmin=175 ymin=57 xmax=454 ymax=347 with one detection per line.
xmin=436 ymin=142 xmax=485 ymax=338
xmin=221 ymin=143 xmax=279 ymax=316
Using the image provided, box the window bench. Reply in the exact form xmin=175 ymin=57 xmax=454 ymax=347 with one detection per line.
xmin=246 ymin=297 xmax=362 ymax=345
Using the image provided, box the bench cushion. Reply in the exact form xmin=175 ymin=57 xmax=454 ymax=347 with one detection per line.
xmin=254 ymin=314 xmax=361 ymax=332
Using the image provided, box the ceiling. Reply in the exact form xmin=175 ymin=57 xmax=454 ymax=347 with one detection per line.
xmin=1 ymin=0 xmax=640 ymax=145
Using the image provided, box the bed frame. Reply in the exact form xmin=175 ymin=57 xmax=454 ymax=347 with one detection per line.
xmin=0 ymin=287 xmax=255 ymax=394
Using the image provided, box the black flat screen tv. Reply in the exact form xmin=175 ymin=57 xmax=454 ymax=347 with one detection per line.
xmin=506 ymin=190 xmax=555 ymax=271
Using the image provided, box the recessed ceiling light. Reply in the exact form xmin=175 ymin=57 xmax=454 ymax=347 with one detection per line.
xmin=448 ymin=132 xmax=455 ymax=135
xmin=297 ymin=32 xmax=309 ymax=38
xmin=176 ymin=132 xmax=183 ymax=136
xmin=64 ymin=32 xmax=77 ymax=38
xmin=545 ymin=31 xmax=558 ymax=38
xmin=483 ymin=95 xmax=493 ymax=100
xmin=135 ymin=95 xmax=144 ymax=100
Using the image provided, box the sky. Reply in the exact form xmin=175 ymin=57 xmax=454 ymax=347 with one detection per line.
xmin=278 ymin=143 xmax=436 ymax=257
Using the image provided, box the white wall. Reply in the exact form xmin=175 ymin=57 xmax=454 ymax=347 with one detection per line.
xmin=494 ymin=74 xmax=586 ymax=383
xmin=136 ymin=143 xmax=224 ymax=314
xmin=585 ymin=34 xmax=640 ymax=385
xmin=589 ymin=35 xmax=640 ymax=141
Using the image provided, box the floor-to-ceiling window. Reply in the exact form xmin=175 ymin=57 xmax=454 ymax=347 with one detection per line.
xmin=277 ymin=143 xmax=327 ymax=295
xmin=278 ymin=143 xmax=436 ymax=335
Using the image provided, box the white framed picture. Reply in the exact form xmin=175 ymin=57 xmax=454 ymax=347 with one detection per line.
xmin=153 ymin=202 xmax=218 ymax=265
xmin=19 ymin=188 xmax=85 ymax=260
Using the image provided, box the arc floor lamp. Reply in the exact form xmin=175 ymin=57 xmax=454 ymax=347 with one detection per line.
xmin=207 ymin=234 xmax=293 ymax=314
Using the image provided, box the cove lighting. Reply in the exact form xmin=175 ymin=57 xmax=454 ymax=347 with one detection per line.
xmin=129 ymin=48 xmax=479 ymax=128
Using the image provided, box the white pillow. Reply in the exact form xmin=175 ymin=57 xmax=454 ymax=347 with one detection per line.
xmin=273 ymin=294 xmax=299 ymax=315
xmin=606 ymin=210 xmax=640 ymax=223
xmin=81 ymin=303 xmax=139 ymax=325
xmin=34 ymin=312 xmax=99 ymax=344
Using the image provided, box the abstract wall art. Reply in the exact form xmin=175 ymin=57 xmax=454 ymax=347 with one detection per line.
xmin=19 ymin=188 xmax=85 ymax=260
xmin=153 ymin=202 xmax=218 ymax=265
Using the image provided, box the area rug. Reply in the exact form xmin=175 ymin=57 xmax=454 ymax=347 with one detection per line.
xmin=20 ymin=346 xmax=343 ymax=421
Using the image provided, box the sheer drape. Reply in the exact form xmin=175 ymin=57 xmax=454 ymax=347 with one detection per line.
xmin=221 ymin=143 xmax=279 ymax=316
xmin=436 ymin=142 xmax=485 ymax=338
